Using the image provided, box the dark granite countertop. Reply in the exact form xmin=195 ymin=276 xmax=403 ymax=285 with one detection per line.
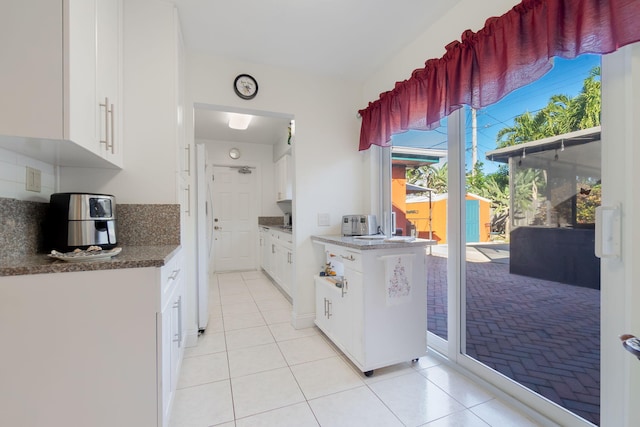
xmin=311 ymin=235 xmax=435 ymax=250
xmin=0 ymin=245 xmax=181 ymax=277
xmin=259 ymin=225 xmax=292 ymax=234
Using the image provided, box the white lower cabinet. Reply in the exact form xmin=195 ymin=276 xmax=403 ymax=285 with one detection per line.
xmin=159 ymin=251 xmax=185 ymax=426
xmin=259 ymin=227 xmax=271 ymax=272
xmin=313 ymin=241 xmax=427 ymax=375
xmin=260 ymin=227 xmax=293 ymax=298
xmin=0 ymin=250 xmax=185 ymax=427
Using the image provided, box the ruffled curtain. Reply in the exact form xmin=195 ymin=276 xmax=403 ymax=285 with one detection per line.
xmin=358 ymin=0 xmax=640 ymax=151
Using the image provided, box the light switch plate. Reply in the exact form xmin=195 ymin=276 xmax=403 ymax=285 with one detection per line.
xmin=318 ymin=213 xmax=330 ymax=226
xmin=25 ymin=167 xmax=41 ymax=192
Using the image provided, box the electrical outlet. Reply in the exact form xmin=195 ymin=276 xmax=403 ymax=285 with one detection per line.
xmin=25 ymin=167 xmax=41 ymax=192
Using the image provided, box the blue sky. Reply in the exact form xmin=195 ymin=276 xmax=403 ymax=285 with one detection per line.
xmin=391 ymin=54 xmax=602 ymax=174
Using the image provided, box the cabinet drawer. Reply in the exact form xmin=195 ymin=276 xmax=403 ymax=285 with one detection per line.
xmin=161 ymin=251 xmax=183 ymax=305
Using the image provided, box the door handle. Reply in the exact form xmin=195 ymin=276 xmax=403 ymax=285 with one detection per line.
xmin=214 ymin=226 xmax=222 ymax=230
xmin=595 ymin=205 xmax=621 ymax=259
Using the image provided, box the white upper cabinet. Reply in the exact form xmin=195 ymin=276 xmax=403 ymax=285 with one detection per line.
xmin=0 ymin=1 xmax=64 ymax=140
xmin=275 ymin=154 xmax=292 ymax=201
xmin=0 ymin=0 xmax=123 ymax=168
xmin=95 ymin=0 xmax=123 ymax=165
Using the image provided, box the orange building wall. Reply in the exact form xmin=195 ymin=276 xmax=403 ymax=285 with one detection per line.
xmin=406 ymin=198 xmax=447 ymax=243
xmin=406 ymin=195 xmax=491 ymax=243
xmin=392 ymin=165 xmax=409 ymax=235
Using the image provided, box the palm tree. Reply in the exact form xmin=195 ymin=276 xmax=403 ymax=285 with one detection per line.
xmin=497 ymin=66 xmax=601 ymax=148
xmin=407 ymin=163 xmax=448 ymax=194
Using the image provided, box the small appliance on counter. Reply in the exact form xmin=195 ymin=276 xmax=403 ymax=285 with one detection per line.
xmin=47 ymin=193 xmax=118 ymax=251
xmin=342 ymin=214 xmax=378 ymax=236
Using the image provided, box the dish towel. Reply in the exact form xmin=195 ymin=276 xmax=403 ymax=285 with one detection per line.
xmin=380 ymin=254 xmax=414 ymax=306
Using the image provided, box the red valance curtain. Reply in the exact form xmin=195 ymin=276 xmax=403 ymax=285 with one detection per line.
xmin=358 ymin=0 xmax=640 ymax=151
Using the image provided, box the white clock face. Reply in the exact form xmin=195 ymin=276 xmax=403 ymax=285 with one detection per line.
xmin=229 ymin=148 xmax=241 ymax=159
xmin=234 ymin=74 xmax=258 ymax=99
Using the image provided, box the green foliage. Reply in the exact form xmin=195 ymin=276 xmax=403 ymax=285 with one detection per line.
xmin=497 ymin=66 xmax=601 ymax=148
xmin=406 ymin=163 xmax=448 ymax=194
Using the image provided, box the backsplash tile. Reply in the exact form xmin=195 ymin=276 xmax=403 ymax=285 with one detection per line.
xmin=117 ymin=204 xmax=181 ymax=246
xmin=258 ymin=216 xmax=285 ymax=226
xmin=0 ymin=148 xmax=56 ymax=202
xmin=0 ymin=198 xmax=181 ymax=260
xmin=0 ymin=198 xmax=48 ymax=260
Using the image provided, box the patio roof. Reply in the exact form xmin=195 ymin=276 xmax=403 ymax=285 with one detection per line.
xmin=485 ymin=126 xmax=601 ymax=164
xmin=406 ymin=183 xmax=435 ymax=193
xmin=392 ymin=146 xmax=447 ymax=167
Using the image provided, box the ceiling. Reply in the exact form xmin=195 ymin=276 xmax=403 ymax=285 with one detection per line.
xmin=172 ymin=0 xmax=461 ymax=144
xmin=194 ymin=107 xmax=292 ymax=144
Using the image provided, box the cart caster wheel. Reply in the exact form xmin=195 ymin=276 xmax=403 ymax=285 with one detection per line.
xmin=364 ymin=370 xmax=374 ymax=377
xmin=412 ymin=358 xmax=419 ymax=363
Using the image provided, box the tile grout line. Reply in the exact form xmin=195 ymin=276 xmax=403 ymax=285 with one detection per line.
xmin=216 ymin=273 xmax=238 ymax=426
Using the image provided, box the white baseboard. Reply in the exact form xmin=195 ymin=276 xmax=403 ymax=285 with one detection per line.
xmin=292 ymin=311 xmax=316 ymax=329
xmin=185 ymin=329 xmax=199 ymax=347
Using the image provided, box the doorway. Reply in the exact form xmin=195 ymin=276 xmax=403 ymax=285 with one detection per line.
xmin=192 ymin=103 xmax=294 ymax=275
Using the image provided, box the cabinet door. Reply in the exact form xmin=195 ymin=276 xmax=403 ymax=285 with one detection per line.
xmin=275 ymin=154 xmax=292 ymax=201
xmin=0 ymin=0 xmax=63 ymax=139
xmin=282 ymin=248 xmax=293 ymax=295
xmin=261 ymin=230 xmax=271 ymax=272
xmin=96 ymin=0 xmax=122 ymax=164
xmin=314 ymin=277 xmax=333 ymax=334
xmin=160 ymin=303 xmax=173 ymax=424
xmin=344 ymin=268 xmax=364 ymax=364
xmin=170 ymin=291 xmax=183 ymax=394
xmin=66 ymin=0 xmax=99 ymax=152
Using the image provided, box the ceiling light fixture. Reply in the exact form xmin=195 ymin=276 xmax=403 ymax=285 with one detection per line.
xmin=228 ymin=113 xmax=252 ymax=130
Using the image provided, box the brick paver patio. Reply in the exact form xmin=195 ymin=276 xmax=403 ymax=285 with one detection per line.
xmin=426 ymin=250 xmax=601 ymax=425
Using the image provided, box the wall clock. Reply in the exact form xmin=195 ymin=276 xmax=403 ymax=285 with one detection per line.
xmin=233 ymin=74 xmax=258 ymax=100
xmin=229 ymin=148 xmax=241 ymax=159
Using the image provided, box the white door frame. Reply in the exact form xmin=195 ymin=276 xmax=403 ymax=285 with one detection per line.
xmin=598 ymin=44 xmax=640 ymax=427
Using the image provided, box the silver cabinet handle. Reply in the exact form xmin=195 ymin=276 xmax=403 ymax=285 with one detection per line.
xmin=185 ymin=184 xmax=191 ymax=216
xmin=99 ymin=97 xmax=109 ymax=149
xmin=324 ymin=298 xmax=328 ymax=317
xmin=341 ymin=278 xmax=348 ymax=297
xmin=184 ymin=145 xmax=191 ymax=176
xmin=327 ymin=300 xmax=332 ymax=318
xmin=340 ymin=254 xmax=356 ymax=261
xmin=168 ymin=269 xmax=179 ymax=281
xmin=109 ymin=102 xmax=115 ymax=154
xmin=172 ymin=296 xmax=183 ymax=346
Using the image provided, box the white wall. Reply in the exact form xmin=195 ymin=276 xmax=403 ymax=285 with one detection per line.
xmin=363 ymin=0 xmax=520 ymax=102
xmin=186 ymin=52 xmax=363 ymax=327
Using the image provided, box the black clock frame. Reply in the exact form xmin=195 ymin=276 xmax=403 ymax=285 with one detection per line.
xmin=233 ymin=74 xmax=258 ymax=100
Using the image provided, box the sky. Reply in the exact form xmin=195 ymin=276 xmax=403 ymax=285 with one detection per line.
xmin=391 ymin=54 xmax=602 ymax=174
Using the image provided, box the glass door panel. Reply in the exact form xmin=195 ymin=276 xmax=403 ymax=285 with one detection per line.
xmin=391 ymin=125 xmax=449 ymax=343
xmin=462 ymin=55 xmax=602 ymax=425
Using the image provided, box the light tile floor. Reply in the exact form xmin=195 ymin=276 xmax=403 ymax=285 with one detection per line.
xmin=170 ymin=270 xmax=542 ymax=427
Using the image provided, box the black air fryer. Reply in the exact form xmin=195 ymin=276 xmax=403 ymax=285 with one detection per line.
xmin=47 ymin=193 xmax=117 ymax=251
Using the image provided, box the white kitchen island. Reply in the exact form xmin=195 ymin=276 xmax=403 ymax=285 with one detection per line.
xmin=311 ymin=235 xmax=434 ymax=376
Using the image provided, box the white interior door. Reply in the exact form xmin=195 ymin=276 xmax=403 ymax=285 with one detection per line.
xmin=211 ymin=165 xmax=257 ymax=272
